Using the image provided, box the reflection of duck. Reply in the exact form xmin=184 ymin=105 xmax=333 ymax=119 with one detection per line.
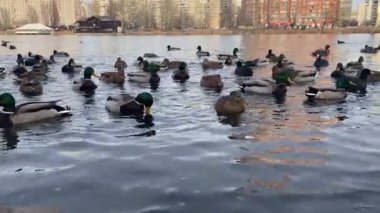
xmin=172 ymin=62 xmax=190 ymax=82
xmin=200 ymin=74 xmax=224 ymax=91
xmin=217 ymin=48 xmax=239 ymax=60
xmin=20 ymin=80 xmax=43 ymax=96
xmin=106 ymin=92 xmax=153 ymax=116
xmin=313 ymin=55 xmax=329 ymax=70
xmin=167 ymin=45 xmax=180 ymax=51
xmin=0 ymin=93 xmax=71 ymax=128
xmin=196 ymin=46 xmax=210 ymax=57
xmin=73 ymin=67 xmax=98 ymax=93
xmin=202 ymin=59 xmax=223 ymax=69
xmin=305 ymin=86 xmax=347 ymax=102
xmin=312 ymin=45 xmax=330 ymax=57
xmin=240 ymin=79 xmax=287 ymax=97
xmin=235 ymin=61 xmax=253 ymax=76
xmin=214 ymin=91 xmax=245 ymax=116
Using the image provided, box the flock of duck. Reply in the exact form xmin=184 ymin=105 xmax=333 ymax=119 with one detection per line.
xmin=0 ymin=41 xmax=380 ymax=129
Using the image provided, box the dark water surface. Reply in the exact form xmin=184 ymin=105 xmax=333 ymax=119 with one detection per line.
xmin=1 ymin=34 xmax=380 ymax=213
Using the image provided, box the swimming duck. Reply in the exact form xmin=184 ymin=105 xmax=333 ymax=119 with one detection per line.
xmin=32 ymin=60 xmax=49 ymax=73
xmin=143 ymin=53 xmax=158 ymax=58
xmin=73 ymin=67 xmax=98 ymax=93
xmin=20 ymin=80 xmax=43 ymax=96
xmin=0 ymin=93 xmax=71 ymax=128
xmin=217 ymin=48 xmax=239 ymax=60
xmin=53 ymin=50 xmax=70 ymax=57
xmin=268 ymin=53 xmax=289 ymax=64
xmin=337 ymin=40 xmax=345 ymax=44
xmin=235 ymin=61 xmax=253 ymax=77
xmin=100 ymin=65 xmax=125 ymax=85
xmin=360 ymin=45 xmax=379 ymax=54
xmin=160 ymin=58 xmax=183 ymax=69
xmin=272 ymin=62 xmax=316 ymax=84
xmin=346 ymin=56 xmax=364 ymax=70
xmin=196 ymin=46 xmax=210 ymax=57
xmin=266 ymin=49 xmax=276 ymax=59
xmin=240 ymin=79 xmax=287 ymax=97
xmin=305 ymin=86 xmax=347 ymax=103
xmin=1 ymin=41 xmax=8 ymax=47
xmin=172 ymin=62 xmax=190 ymax=82
xmin=47 ymin=55 xmax=56 ymax=64
xmin=312 ymin=45 xmax=330 ymax=57
xmin=114 ymin=57 xmax=128 ymax=71
xmin=167 ymin=45 xmax=181 ymax=51
xmin=128 ymin=63 xmax=160 ymax=84
xmin=16 ymin=71 xmax=48 ymax=83
xmin=105 ymin=92 xmax=153 ymax=116
xmin=133 ymin=57 xmax=144 ymax=68
xmin=9 ymin=45 xmax=16 ymax=50
xmin=214 ymin=91 xmax=245 ymax=116
xmin=200 ymin=74 xmax=224 ymax=91
xmin=16 ymin=54 xmax=24 ymax=66
xmin=331 ymin=63 xmax=345 ymax=79
xmin=202 ymin=59 xmax=223 ymax=69
xmin=13 ymin=66 xmax=28 ymax=76
xmin=24 ymin=55 xmax=41 ymax=67
xmin=62 ymin=59 xmax=75 ymax=73
xmin=313 ymin=55 xmax=329 ymax=70
xmin=244 ymin=58 xmax=269 ymax=67
xmin=336 ymin=68 xmax=371 ymax=93
xmin=368 ymin=70 xmax=380 ymax=82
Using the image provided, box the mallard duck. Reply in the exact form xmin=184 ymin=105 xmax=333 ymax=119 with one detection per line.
xmin=158 ymin=58 xmax=182 ymax=70
xmin=13 ymin=66 xmax=28 ymax=76
xmin=217 ymin=48 xmax=239 ymax=60
xmin=9 ymin=45 xmax=16 ymax=50
xmin=240 ymin=79 xmax=287 ymax=97
xmin=128 ymin=63 xmax=160 ymax=85
xmin=265 ymin=49 xmax=276 ymax=59
xmin=268 ymin=53 xmax=290 ymax=64
xmin=200 ymin=74 xmax=224 ymax=91
xmin=368 ymin=70 xmax=380 ymax=82
xmin=105 ymin=92 xmax=153 ymax=116
xmin=114 ymin=57 xmax=127 ymax=71
xmin=32 ymin=61 xmax=49 ymax=73
xmin=331 ymin=63 xmax=345 ymax=79
xmin=360 ymin=45 xmax=379 ymax=54
xmin=16 ymin=54 xmax=24 ymax=66
xmin=143 ymin=53 xmax=158 ymax=58
xmin=133 ymin=57 xmax=144 ymax=68
xmin=235 ymin=61 xmax=253 ymax=77
xmin=53 ymin=50 xmax=70 ymax=57
xmin=1 ymin=41 xmax=8 ymax=47
xmin=202 ymin=59 xmax=223 ymax=69
xmin=62 ymin=59 xmax=80 ymax=73
xmin=244 ymin=58 xmax=269 ymax=67
xmin=47 ymin=55 xmax=56 ymax=64
xmin=100 ymin=68 xmax=125 ymax=85
xmin=314 ymin=55 xmax=329 ymax=70
xmin=73 ymin=67 xmax=98 ymax=93
xmin=312 ymin=45 xmax=330 ymax=57
xmin=20 ymin=80 xmax=43 ymax=96
xmin=196 ymin=46 xmax=210 ymax=57
xmin=335 ymin=69 xmax=371 ymax=93
xmin=272 ymin=62 xmax=317 ymax=84
xmin=346 ymin=56 xmax=364 ymax=70
xmin=167 ymin=45 xmax=181 ymax=51
xmin=214 ymin=91 xmax=245 ymax=116
xmin=24 ymin=55 xmax=41 ymax=67
xmin=0 ymin=93 xmax=71 ymax=128
xmin=337 ymin=40 xmax=345 ymax=44
xmin=16 ymin=71 xmax=48 ymax=83
xmin=305 ymin=87 xmax=347 ymax=102
xmin=172 ymin=62 xmax=190 ymax=82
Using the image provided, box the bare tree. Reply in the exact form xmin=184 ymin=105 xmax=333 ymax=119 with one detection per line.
xmin=27 ymin=6 xmax=39 ymax=23
xmin=0 ymin=8 xmax=11 ymax=29
xmin=108 ymin=0 xmax=121 ymax=18
xmin=51 ymin=1 xmax=60 ymax=27
xmin=41 ymin=2 xmax=52 ymax=26
xmin=159 ymin=0 xmax=179 ymax=30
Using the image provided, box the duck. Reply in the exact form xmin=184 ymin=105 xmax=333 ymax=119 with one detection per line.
xmin=114 ymin=57 xmax=128 ymax=71
xmin=331 ymin=63 xmax=345 ymax=79
xmin=0 ymin=93 xmax=71 ymax=128
xmin=335 ymin=68 xmax=371 ymax=93
xmin=202 ymin=59 xmax=223 ymax=69
xmin=62 ymin=59 xmax=76 ymax=73
xmin=268 ymin=53 xmax=291 ymax=64
xmin=272 ymin=62 xmax=317 ymax=84
xmin=143 ymin=53 xmax=158 ymax=58
xmin=313 ymin=55 xmax=329 ymax=70
xmin=214 ymin=91 xmax=245 ymax=116
xmin=100 ymin=68 xmax=125 ymax=85
xmin=368 ymin=70 xmax=380 ymax=82
xmin=196 ymin=46 xmax=210 ymax=57
xmin=32 ymin=60 xmax=49 ymax=73
xmin=172 ymin=62 xmax=190 ymax=82
xmin=1 ymin=41 xmax=9 ymax=47
xmin=53 ymin=50 xmax=70 ymax=57
xmin=19 ymin=80 xmax=43 ymax=96
xmin=243 ymin=58 xmax=269 ymax=67
xmin=360 ymin=45 xmax=379 ymax=54
xmin=47 ymin=55 xmax=56 ymax=64
xmin=167 ymin=45 xmax=181 ymax=51
xmin=16 ymin=54 xmax=24 ymax=66
xmin=72 ymin=67 xmax=98 ymax=93
xmin=16 ymin=71 xmax=48 ymax=83
xmin=200 ymin=74 xmax=224 ymax=91
xmin=265 ymin=49 xmax=276 ymax=59
xmin=337 ymin=40 xmax=345 ymax=44
xmin=217 ymin=48 xmax=239 ymax=60
xmin=312 ymin=45 xmax=330 ymax=57
xmin=105 ymin=92 xmax=153 ymax=117
xmin=305 ymin=86 xmax=347 ymax=103
xmin=9 ymin=45 xmax=16 ymax=50
xmin=240 ymin=79 xmax=287 ymax=97
xmin=235 ymin=61 xmax=253 ymax=77
xmin=346 ymin=56 xmax=364 ymax=70
xmin=24 ymin=55 xmax=42 ymax=67
xmin=133 ymin=57 xmax=145 ymax=68
xmin=12 ymin=66 xmax=28 ymax=76
xmin=128 ymin=63 xmax=160 ymax=85
xmin=160 ymin=58 xmax=184 ymax=69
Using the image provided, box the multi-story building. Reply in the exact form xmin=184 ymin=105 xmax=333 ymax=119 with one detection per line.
xmin=207 ymin=0 xmax=221 ymax=29
xmin=357 ymin=1 xmax=371 ymax=25
xmin=371 ymin=0 xmax=379 ymax=25
xmin=338 ymin=0 xmax=352 ymax=26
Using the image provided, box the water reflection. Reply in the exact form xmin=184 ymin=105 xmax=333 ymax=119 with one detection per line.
xmin=0 ymin=128 xmax=19 ymax=150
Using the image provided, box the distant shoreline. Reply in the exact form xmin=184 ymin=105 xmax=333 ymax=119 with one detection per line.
xmin=1 ymin=26 xmax=380 ymax=36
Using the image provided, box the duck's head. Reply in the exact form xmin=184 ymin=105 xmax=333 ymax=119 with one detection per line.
xmin=68 ymin=58 xmax=74 ymax=65
xmin=197 ymin=46 xmax=202 ymax=51
xmin=365 ymin=45 xmax=368 ymax=48
xmin=336 ymin=63 xmax=344 ymax=71
xmin=0 ymin=93 xmax=16 ymax=113
xmin=167 ymin=45 xmax=171 ymax=50
xmin=358 ymin=56 xmax=364 ymax=63
xmin=53 ymin=50 xmax=57 ymax=54
xmin=236 ymin=61 xmax=243 ymax=67
xmin=148 ymin=64 xmax=160 ymax=74
xmin=137 ymin=56 xmax=144 ymax=62
xmin=359 ymin=68 xmax=371 ymax=80
xmin=84 ymin=67 xmax=97 ymax=79
xmin=233 ymin=48 xmax=239 ymax=55
xmin=17 ymin=54 xmax=22 ymax=59
xmin=325 ymin=45 xmax=330 ymax=50
xmin=179 ymin=62 xmax=187 ymax=71
xmin=135 ymin=92 xmax=153 ymax=116
xmin=28 ymin=52 xmax=32 ymax=57
xmin=268 ymin=49 xmax=273 ymax=54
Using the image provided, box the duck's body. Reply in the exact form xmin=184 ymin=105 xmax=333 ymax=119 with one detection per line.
xmin=235 ymin=61 xmax=253 ymax=77
xmin=160 ymin=59 xmax=183 ymax=69
xmin=273 ymin=64 xmax=316 ymax=84
xmin=32 ymin=63 xmax=48 ymax=74
xmin=20 ymin=80 xmax=43 ymax=96
xmin=360 ymin=45 xmax=379 ymax=54
xmin=335 ymin=69 xmax=371 ymax=93
xmin=202 ymin=59 xmax=223 ymax=69
xmin=172 ymin=68 xmax=190 ymax=82
xmin=240 ymin=79 xmax=285 ymax=95
xmin=53 ymin=50 xmax=70 ymax=57
xmin=16 ymin=71 xmax=48 ymax=83
xmin=128 ymin=72 xmax=153 ymax=83
xmin=100 ymin=70 xmax=125 ymax=84
xmin=24 ymin=57 xmax=39 ymax=67
xmin=0 ymin=93 xmax=71 ymax=128
xmin=105 ymin=92 xmax=153 ymax=116
xmin=244 ymin=58 xmax=269 ymax=67
xmin=200 ymin=74 xmax=224 ymax=91
xmin=312 ymin=45 xmax=330 ymax=57
xmin=73 ymin=67 xmax=98 ymax=93
xmin=337 ymin=40 xmax=345 ymax=44
xmin=167 ymin=45 xmax=181 ymax=51
xmin=9 ymin=45 xmax=16 ymax=50
xmin=143 ymin=53 xmax=158 ymax=58
xmin=265 ymin=50 xmax=276 ymax=59
xmin=217 ymin=48 xmax=239 ymax=60
xmin=13 ymin=66 xmax=28 ymax=76
xmin=305 ymin=87 xmax=347 ymax=102
xmin=346 ymin=57 xmax=364 ymax=70
xmin=214 ymin=91 xmax=245 ymax=116
xmin=196 ymin=46 xmax=210 ymax=57
xmin=47 ymin=55 xmax=56 ymax=64
xmin=114 ymin=57 xmax=127 ymax=71
xmin=314 ymin=55 xmax=329 ymax=70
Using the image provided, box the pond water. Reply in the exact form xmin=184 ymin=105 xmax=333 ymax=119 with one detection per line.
xmin=1 ymin=34 xmax=380 ymax=213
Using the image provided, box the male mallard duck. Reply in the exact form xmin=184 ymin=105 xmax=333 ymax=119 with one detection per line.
xmin=73 ymin=67 xmax=98 ymax=93
xmin=9 ymin=45 xmax=16 ymax=50
xmin=265 ymin=49 xmax=276 ymax=59
xmin=0 ymin=93 xmax=71 ymax=128
xmin=360 ymin=45 xmax=379 ymax=54
xmin=105 ymin=92 xmax=153 ymax=116
xmin=167 ymin=45 xmax=181 ymax=51
xmin=312 ymin=45 xmax=330 ymax=57
xmin=272 ymin=62 xmax=316 ymax=84
xmin=53 ymin=50 xmax=70 ymax=57
xmin=128 ymin=63 xmax=160 ymax=85
xmin=20 ymin=80 xmax=43 ymax=96
xmin=235 ymin=61 xmax=253 ymax=77
xmin=200 ymin=74 xmax=224 ymax=91
xmin=214 ymin=91 xmax=245 ymax=116
xmin=305 ymin=86 xmax=347 ymax=102
xmin=314 ymin=55 xmax=329 ymax=70
xmin=172 ymin=62 xmax=190 ymax=82
xmin=346 ymin=56 xmax=364 ymax=70
xmin=217 ymin=48 xmax=239 ymax=60
xmin=133 ymin=57 xmax=144 ymax=67
xmin=47 ymin=55 xmax=56 ymax=64
xmin=143 ymin=53 xmax=158 ymax=58
xmin=240 ymin=79 xmax=287 ymax=97
xmin=114 ymin=57 xmax=127 ymax=71
xmin=202 ymin=59 xmax=223 ymax=69
xmin=336 ymin=69 xmax=371 ymax=93
xmin=196 ymin=46 xmax=210 ymax=57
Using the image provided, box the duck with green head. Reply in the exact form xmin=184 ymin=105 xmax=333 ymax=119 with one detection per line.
xmin=0 ymin=93 xmax=71 ymax=128
xmin=105 ymin=92 xmax=153 ymax=117
xmin=335 ymin=68 xmax=371 ymax=94
xmin=73 ymin=67 xmax=98 ymax=93
xmin=128 ymin=63 xmax=160 ymax=84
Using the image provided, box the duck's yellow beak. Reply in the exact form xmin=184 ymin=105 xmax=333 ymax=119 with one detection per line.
xmin=144 ymin=107 xmax=151 ymax=116
xmin=92 ymin=72 xmax=99 ymax=78
xmin=287 ymin=77 xmax=296 ymax=85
